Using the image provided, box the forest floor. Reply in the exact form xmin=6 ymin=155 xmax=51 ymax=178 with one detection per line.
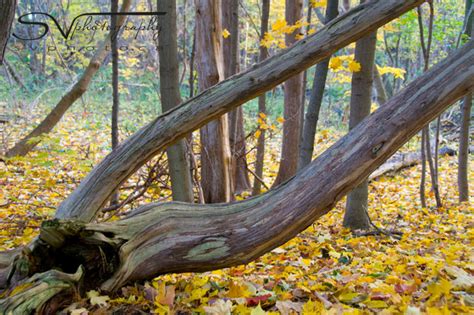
xmin=0 ymin=114 xmax=473 ymax=314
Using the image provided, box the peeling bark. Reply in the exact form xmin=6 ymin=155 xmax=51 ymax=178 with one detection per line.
xmin=195 ymin=0 xmax=233 ymax=203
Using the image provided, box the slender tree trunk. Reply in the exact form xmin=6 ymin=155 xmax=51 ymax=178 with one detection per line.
xmin=458 ymin=0 xmax=473 ymax=202
xmin=111 ymin=0 xmax=119 ymax=151
xmin=418 ymin=2 xmax=442 ymax=208
xmin=158 ymin=0 xmax=194 ymax=202
xmin=2 ymin=45 xmax=472 ymax=311
xmin=373 ymin=66 xmax=388 ymax=105
xmin=252 ymin=0 xmax=271 ymax=196
xmin=299 ymin=0 xmax=339 ymax=169
xmin=195 ymin=0 xmax=233 ymax=203
xmin=54 ymin=0 xmax=428 ymax=222
xmin=223 ymin=0 xmax=251 ymax=194
xmin=0 ymin=0 xmax=16 ymax=65
xmin=343 ymin=26 xmax=377 ymax=230
xmin=110 ymin=0 xmax=120 ymax=206
xmin=6 ymin=0 xmax=133 ymax=157
xmin=189 ymin=29 xmax=196 ymax=98
xmin=459 ymin=94 xmax=472 ymax=202
xmin=273 ymin=0 xmax=304 ymax=186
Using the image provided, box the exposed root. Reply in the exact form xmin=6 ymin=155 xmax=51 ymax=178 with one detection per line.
xmin=0 ymin=266 xmax=83 ymax=314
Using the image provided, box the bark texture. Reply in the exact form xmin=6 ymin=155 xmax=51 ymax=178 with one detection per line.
xmin=299 ymin=0 xmax=339 ymax=168
xmin=458 ymin=93 xmax=472 ymax=202
xmin=195 ymin=0 xmax=233 ymax=203
xmin=373 ymin=66 xmax=388 ymax=105
xmin=223 ymin=0 xmax=251 ymax=194
xmin=3 ymin=43 xmax=472 ymax=303
xmin=109 ymin=0 xmax=120 ymax=206
xmin=344 ymin=27 xmax=377 ymax=230
xmin=5 ymin=0 xmax=132 ymax=157
xmin=159 ymin=0 xmax=194 ymax=202
xmin=0 ymin=0 xmax=16 ymax=65
xmin=54 ymin=0 xmax=427 ymax=222
xmin=252 ymin=0 xmax=271 ymax=196
xmin=273 ymin=0 xmax=304 ymax=186
xmin=458 ymin=0 xmax=473 ymax=202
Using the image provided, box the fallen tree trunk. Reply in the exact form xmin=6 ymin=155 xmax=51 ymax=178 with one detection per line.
xmin=55 ymin=0 xmax=426 ymax=222
xmin=1 ymin=42 xmax=472 ymax=312
xmin=5 ymin=0 xmax=132 ymax=158
xmin=369 ymin=146 xmax=456 ymax=180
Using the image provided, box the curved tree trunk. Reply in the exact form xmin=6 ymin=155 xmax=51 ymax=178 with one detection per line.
xmin=0 ymin=0 xmax=16 ymax=65
xmin=5 ymin=0 xmax=132 ymax=158
xmin=298 ymin=0 xmax=339 ymax=169
xmin=53 ymin=0 xmax=427 ymax=222
xmin=158 ymin=0 xmax=194 ymax=202
xmin=2 ymin=44 xmax=472 ymax=310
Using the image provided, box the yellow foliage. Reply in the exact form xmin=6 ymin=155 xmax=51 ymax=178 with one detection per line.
xmin=310 ymin=0 xmax=327 ymax=8
xmin=329 ymin=56 xmax=343 ymax=70
xmin=377 ymin=65 xmax=406 ymax=79
xmin=222 ymin=28 xmax=231 ymax=39
xmin=348 ymin=60 xmax=362 ymax=72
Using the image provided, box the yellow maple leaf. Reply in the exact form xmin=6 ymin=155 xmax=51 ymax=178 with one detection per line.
xmin=329 ymin=56 xmax=343 ymax=70
xmin=348 ymin=60 xmax=362 ymax=72
xmin=295 ymin=33 xmax=305 ymax=40
xmin=272 ymin=19 xmax=287 ymax=32
xmin=255 ymin=129 xmax=262 ymax=139
xmin=222 ymin=28 xmax=231 ymax=39
xmin=227 ymin=281 xmax=252 ymax=298
xmin=251 ymin=304 xmax=267 ymax=315
xmin=302 ymin=300 xmax=323 ymax=314
xmin=427 ymin=278 xmax=452 ymax=302
xmin=276 ymin=117 xmax=285 ymax=124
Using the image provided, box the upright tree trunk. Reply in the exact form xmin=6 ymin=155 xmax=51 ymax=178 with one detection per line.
xmin=299 ymin=0 xmax=339 ymax=169
xmin=458 ymin=0 xmax=473 ymax=202
xmin=195 ymin=0 xmax=233 ymax=203
xmin=54 ymin=0 xmax=428 ymax=223
xmin=110 ymin=0 xmax=120 ymax=206
xmin=417 ymin=2 xmax=442 ymax=208
xmin=0 ymin=0 xmax=16 ymax=65
xmin=274 ymin=0 xmax=304 ymax=186
xmin=373 ymin=66 xmax=388 ymax=105
xmin=222 ymin=0 xmax=251 ymax=194
xmin=252 ymin=0 xmax=271 ymax=196
xmin=6 ymin=0 xmax=133 ymax=157
xmin=158 ymin=0 xmax=194 ymax=202
xmin=343 ymin=21 xmax=377 ymax=230
xmin=111 ymin=0 xmax=119 ymax=151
